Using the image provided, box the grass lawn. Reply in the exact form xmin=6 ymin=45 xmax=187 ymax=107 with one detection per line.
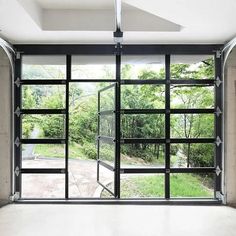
xmin=34 ymin=143 xmax=86 ymax=159
xmin=102 ymin=173 xmax=213 ymax=198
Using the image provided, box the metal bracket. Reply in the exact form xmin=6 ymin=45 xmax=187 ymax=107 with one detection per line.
xmin=215 ymin=76 xmax=222 ymax=87
xmin=215 ymin=50 xmax=222 ymax=58
xmin=9 ymin=192 xmax=20 ymax=202
xmin=215 ymin=136 xmax=222 ymax=146
xmin=216 ymin=191 xmax=224 ymax=201
xmin=215 ymin=107 xmax=222 ymax=117
xmin=114 ymin=43 xmax=122 ymax=55
xmin=14 ymin=166 xmax=20 ymax=176
xmin=14 ymin=77 xmax=21 ymax=88
xmin=16 ymin=52 xmax=21 ymax=59
xmin=14 ymin=106 xmax=21 ymax=117
xmin=166 ymin=169 xmax=170 ymax=174
xmin=14 ymin=137 xmax=21 ymax=147
xmin=215 ymin=165 xmax=222 ymax=176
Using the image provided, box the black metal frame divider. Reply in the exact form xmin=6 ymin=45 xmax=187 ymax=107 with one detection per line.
xmin=13 ymin=44 xmax=223 ymax=203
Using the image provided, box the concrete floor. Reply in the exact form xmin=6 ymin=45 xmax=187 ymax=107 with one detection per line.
xmin=0 ymin=205 xmax=236 ymax=236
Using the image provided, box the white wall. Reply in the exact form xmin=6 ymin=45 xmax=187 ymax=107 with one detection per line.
xmin=0 ymin=48 xmax=11 ymax=203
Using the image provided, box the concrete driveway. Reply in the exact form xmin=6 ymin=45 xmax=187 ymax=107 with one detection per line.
xmin=22 ymin=158 xmax=114 ymax=198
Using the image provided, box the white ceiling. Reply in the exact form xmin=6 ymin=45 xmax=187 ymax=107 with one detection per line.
xmin=0 ymin=0 xmax=235 ymax=44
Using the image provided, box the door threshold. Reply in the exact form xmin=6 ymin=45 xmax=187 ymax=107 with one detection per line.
xmin=15 ymin=198 xmax=222 ymax=205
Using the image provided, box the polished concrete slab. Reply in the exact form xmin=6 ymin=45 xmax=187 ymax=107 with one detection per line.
xmin=0 ymin=204 xmax=236 ymax=236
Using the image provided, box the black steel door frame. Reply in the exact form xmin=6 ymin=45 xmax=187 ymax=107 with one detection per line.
xmin=13 ymin=44 xmax=223 ymax=203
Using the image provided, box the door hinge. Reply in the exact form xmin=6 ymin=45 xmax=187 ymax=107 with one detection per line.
xmin=216 ymin=136 xmax=222 ymax=147
xmin=215 ymin=76 xmax=222 ymax=87
xmin=14 ymin=137 xmax=21 ymax=147
xmin=215 ymin=165 xmax=222 ymax=176
xmin=14 ymin=106 xmax=21 ymax=117
xmin=14 ymin=77 xmax=21 ymax=88
xmin=14 ymin=166 xmax=20 ymax=176
xmin=215 ymin=107 xmax=222 ymax=117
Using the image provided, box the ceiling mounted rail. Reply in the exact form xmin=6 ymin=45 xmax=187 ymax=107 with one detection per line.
xmin=222 ymin=35 xmax=236 ymax=69
xmin=0 ymin=37 xmax=15 ymax=72
xmin=113 ymin=0 xmax=123 ymax=44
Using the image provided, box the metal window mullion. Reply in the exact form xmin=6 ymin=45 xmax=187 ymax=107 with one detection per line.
xmin=215 ymin=53 xmax=223 ymax=196
xmin=14 ymin=54 xmax=22 ymax=197
xmin=65 ymin=55 xmax=71 ymax=199
xmin=20 ymin=79 xmax=66 ymax=85
xmin=165 ymin=55 xmax=171 ymax=199
xmin=115 ymin=52 xmax=121 ymax=198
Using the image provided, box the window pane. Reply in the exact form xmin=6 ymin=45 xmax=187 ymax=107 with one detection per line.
xmin=22 ymin=144 xmax=65 ymax=168
xmin=170 ymin=173 xmax=214 ymax=198
xmin=21 ymin=174 xmax=65 ymax=198
xmin=121 ymin=85 xmax=165 ymax=109
xmin=170 ymin=85 xmax=214 ymax=109
xmin=100 ymin=85 xmax=115 ymax=111
xmin=72 ymin=55 xmax=115 ymax=80
xmin=121 ymin=114 xmax=165 ymax=138
xmin=120 ymin=174 xmax=164 ymax=198
xmin=170 ymin=114 xmax=214 ymax=138
xmin=100 ymin=114 xmax=115 ymax=137
xmin=170 ymin=55 xmax=214 ymax=80
xmin=170 ymin=144 xmax=214 ymax=168
xmin=121 ymin=55 xmax=165 ymax=80
xmin=99 ymin=140 xmax=115 ymax=167
xmin=121 ymin=144 xmax=165 ymax=168
xmin=99 ymin=165 xmax=114 ymax=198
xmin=21 ymin=114 xmax=65 ymax=139
xmin=22 ymin=55 xmax=66 ymax=80
xmin=22 ymin=85 xmax=66 ymax=109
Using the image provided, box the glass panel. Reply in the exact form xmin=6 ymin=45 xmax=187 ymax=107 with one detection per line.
xmin=170 ymin=173 xmax=214 ymax=198
xmin=121 ymin=144 xmax=165 ymax=168
xmin=99 ymin=140 xmax=115 ymax=167
xmin=100 ymin=85 xmax=115 ymax=111
xmin=22 ymin=144 xmax=65 ymax=168
xmin=22 ymin=85 xmax=66 ymax=109
xmin=100 ymin=114 xmax=115 ymax=137
xmin=21 ymin=114 xmax=65 ymax=139
xmin=120 ymin=174 xmax=164 ymax=198
xmin=170 ymin=114 xmax=214 ymax=138
xmin=121 ymin=114 xmax=165 ymax=138
xmin=69 ymin=157 xmax=98 ymax=198
xmin=68 ymin=82 xmax=114 ymax=198
xmin=21 ymin=174 xmax=65 ymax=198
xmin=170 ymin=85 xmax=214 ymax=109
xmin=121 ymin=85 xmax=165 ymax=109
xmin=170 ymin=55 xmax=214 ymax=80
xmin=99 ymin=165 xmax=114 ymax=198
xmin=72 ymin=55 xmax=115 ymax=80
xmin=22 ymin=55 xmax=66 ymax=80
xmin=121 ymin=55 xmax=165 ymax=80
xmin=170 ymin=144 xmax=214 ymax=168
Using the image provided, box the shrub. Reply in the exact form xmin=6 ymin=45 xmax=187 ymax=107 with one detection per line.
xmin=82 ymin=142 xmax=97 ymax=160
